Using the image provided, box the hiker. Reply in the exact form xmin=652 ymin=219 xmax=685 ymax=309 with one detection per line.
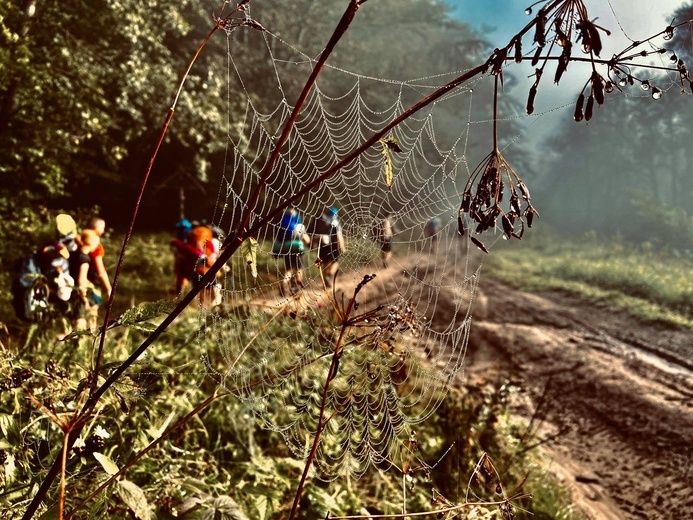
xmin=308 ymin=207 xmax=345 ymax=288
xmin=373 ymin=214 xmax=395 ymax=268
xmin=85 ymin=216 xmax=112 ymax=300
xmin=68 ymin=229 xmax=101 ymax=329
xmin=170 ymin=222 xmax=220 ymax=307
xmin=12 ymin=214 xmax=77 ymax=323
xmin=424 ymin=217 xmax=442 ymax=241
xmin=272 ymin=209 xmax=310 ymax=297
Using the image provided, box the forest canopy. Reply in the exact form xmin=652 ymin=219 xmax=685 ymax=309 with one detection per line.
xmin=0 ymin=0 xmax=691 ymax=259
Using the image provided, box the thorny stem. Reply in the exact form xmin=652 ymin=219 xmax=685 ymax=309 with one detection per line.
xmin=289 ymin=324 xmax=350 ymax=520
xmin=23 ymin=8 xmax=234 ymax=519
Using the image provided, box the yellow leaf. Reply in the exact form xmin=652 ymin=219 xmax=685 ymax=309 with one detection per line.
xmin=93 ymin=452 xmax=119 ymax=475
xmin=242 ymin=237 xmax=258 ymax=278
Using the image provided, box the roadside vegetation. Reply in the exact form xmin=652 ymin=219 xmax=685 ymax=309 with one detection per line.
xmin=0 ymin=233 xmax=581 ymax=519
xmin=483 ymin=229 xmax=693 ymax=329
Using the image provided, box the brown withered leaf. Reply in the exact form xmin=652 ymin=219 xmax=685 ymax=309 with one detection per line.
xmin=470 ymin=236 xmax=489 ymax=254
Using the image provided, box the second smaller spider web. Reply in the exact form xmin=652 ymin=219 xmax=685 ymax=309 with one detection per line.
xmin=200 ymin=27 xmax=491 ymax=481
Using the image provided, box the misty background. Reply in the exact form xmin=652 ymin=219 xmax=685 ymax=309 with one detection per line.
xmin=0 ymin=0 xmax=691 ymax=258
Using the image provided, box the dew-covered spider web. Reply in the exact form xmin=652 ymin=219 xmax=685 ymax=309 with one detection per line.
xmin=195 ymin=16 xmax=533 ymax=481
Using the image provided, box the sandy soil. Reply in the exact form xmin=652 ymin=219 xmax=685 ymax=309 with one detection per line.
xmin=465 ymin=277 xmax=693 ymax=520
xmin=314 ymin=252 xmax=693 ymax=520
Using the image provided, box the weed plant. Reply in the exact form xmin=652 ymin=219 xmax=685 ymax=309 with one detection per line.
xmin=0 ymin=232 xmax=580 ymax=518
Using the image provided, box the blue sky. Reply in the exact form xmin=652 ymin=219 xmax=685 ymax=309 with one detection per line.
xmin=442 ymin=0 xmax=690 ymax=138
xmin=446 ymin=0 xmax=687 ymax=52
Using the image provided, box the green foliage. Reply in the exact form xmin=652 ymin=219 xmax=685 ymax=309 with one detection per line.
xmin=0 ymin=232 xmax=581 ymax=519
xmin=484 ymin=229 xmax=693 ymax=328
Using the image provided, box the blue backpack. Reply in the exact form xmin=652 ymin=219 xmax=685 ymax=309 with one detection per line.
xmin=11 ymin=254 xmax=50 ymax=323
xmin=272 ymin=211 xmax=305 ymax=256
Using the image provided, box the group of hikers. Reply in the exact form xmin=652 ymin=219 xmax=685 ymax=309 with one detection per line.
xmin=12 ymin=214 xmax=112 ymax=330
xmin=170 ymin=207 xmax=396 ymax=302
xmin=12 ymin=207 xmax=440 ymax=327
xmin=271 ymin=207 xmax=396 ymax=298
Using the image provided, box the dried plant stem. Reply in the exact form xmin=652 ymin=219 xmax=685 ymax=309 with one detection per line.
xmin=58 ymin=433 xmax=70 ymax=520
xmin=493 ymin=74 xmax=499 ymax=153
xmin=90 ymin=23 xmax=221 ymax=397
xmin=289 ymin=324 xmax=349 ymax=520
xmin=22 ymin=18 xmax=227 ymax=520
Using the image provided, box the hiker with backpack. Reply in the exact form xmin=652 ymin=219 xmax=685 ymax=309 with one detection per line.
xmin=308 ymin=207 xmax=345 ymax=289
xmin=12 ymin=213 xmax=77 ymax=323
xmin=170 ymin=221 xmax=221 ymax=307
xmin=85 ymin=216 xmax=112 ymax=301
xmin=272 ymin=209 xmax=310 ymax=297
xmin=68 ymin=229 xmax=102 ymax=330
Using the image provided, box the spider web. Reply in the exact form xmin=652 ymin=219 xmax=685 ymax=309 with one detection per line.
xmin=197 ymin=21 xmax=510 ymax=481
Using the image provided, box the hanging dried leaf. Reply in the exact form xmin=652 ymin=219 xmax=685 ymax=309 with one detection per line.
xmin=514 ymin=40 xmax=523 ymax=63
xmin=379 ymin=137 xmax=401 ymax=189
xmin=526 ymin=85 xmax=537 ymax=115
xmin=593 ymin=73 xmax=605 ymax=105
xmin=585 ymin=94 xmax=594 ymax=121
xmin=457 ymin=215 xmax=466 ymax=236
xmin=470 ymin=236 xmax=489 ymax=254
xmin=574 ymin=93 xmax=585 ymax=122
xmin=241 ymin=237 xmax=258 ymax=278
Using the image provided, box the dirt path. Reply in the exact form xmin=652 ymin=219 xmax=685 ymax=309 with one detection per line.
xmin=321 ymin=252 xmax=692 ymax=519
xmin=267 ymin=248 xmax=691 ymax=519
xmin=466 ymin=277 xmax=693 ymax=520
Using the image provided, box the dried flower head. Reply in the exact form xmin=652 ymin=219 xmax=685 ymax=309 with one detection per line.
xmin=458 ymin=150 xmax=538 ymax=253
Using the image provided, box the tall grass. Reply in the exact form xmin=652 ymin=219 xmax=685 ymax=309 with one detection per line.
xmin=483 ymin=230 xmax=693 ymax=328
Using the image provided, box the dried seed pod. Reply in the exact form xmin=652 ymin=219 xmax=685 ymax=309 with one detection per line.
xmin=574 ymin=93 xmax=585 ymax=122
xmin=585 ymin=94 xmax=594 ymax=121
xmin=554 ymin=56 xmax=568 ymax=84
xmin=470 ymin=236 xmax=489 ymax=254
xmin=531 ymin=46 xmax=542 ymax=66
xmin=510 ymin=193 xmax=522 ymax=215
xmin=457 ymin=215 xmax=465 ymax=236
xmin=534 ymin=12 xmax=546 ymax=48
xmin=526 ymin=85 xmax=537 ymax=115
xmin=593 ymin=74 xmax=605 ymax=105
xmin=501 ymin=214 xmax=514 ymax=237
xmin=514 ymin=40 xmax=523 ymax=63
xmin=460 ymin=191 xmax=472 ymax=212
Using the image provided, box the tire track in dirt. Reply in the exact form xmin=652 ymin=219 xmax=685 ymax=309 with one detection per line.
xmin=258 ymin=253 xmax=692 ymax=519
xmin=467 ymin=277 xmax=693 ymax=520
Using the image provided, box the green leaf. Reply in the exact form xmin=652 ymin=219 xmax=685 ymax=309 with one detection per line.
xmin=117 ymin=480 xmax=153 ymax=520
xmin=0 ymin=414 xmax=21 ymax=445
xmin=242 ymin=237 xmax=258 ymax=278
xmin=93 ymin=452 xmax=120 ymax=475
xmin=201 ymin=495 xmax=249 ymax=520
xmin=111 ymin=299 xmax=177 ymax=329
xmin=254 ymin=495 xmax=269 ymax=520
